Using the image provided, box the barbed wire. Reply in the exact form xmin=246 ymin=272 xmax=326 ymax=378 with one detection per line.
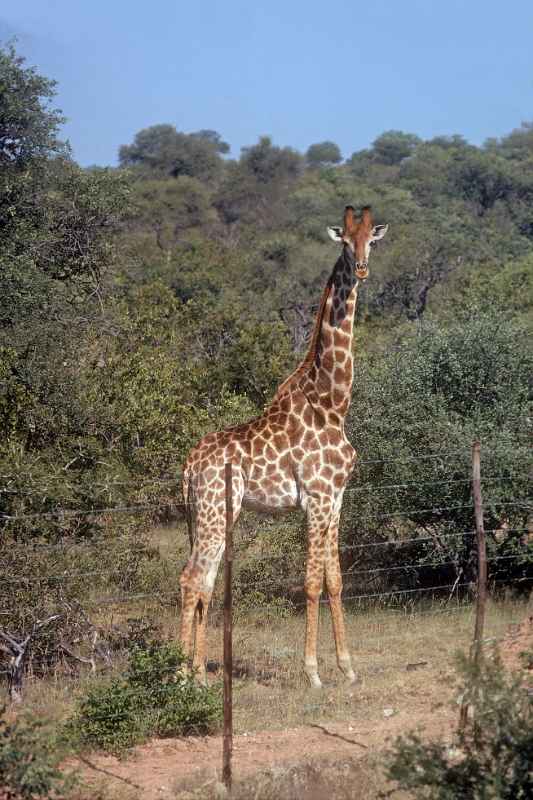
xmin=233 ymin=526 xmax=531 ymax=562
xmin=1 ymin=434 xmax=530 ymax=500
xmin=0 ymin=499 xmax=499 ymax=523
xmin=2 ymin=526 xmax=530 ymax=563
xmin=0 ymin=501 xmax=186 ymax=522
xmin=2 ymin=486 xmax=530 ymax=523
xmin=299 ymin=580 xmax=523 ymax=608
xmin=336 ymin=527 xmax=531 ymax=552
xmin=3 ymin=566 xmax=527 ymax=613
xmin=2 ymin=551 xmax=529 ymax=590
xmin=2 ymin=474 xmax=528 ymax=521
xmin=345 ymin=475 xmax=523 ymax=492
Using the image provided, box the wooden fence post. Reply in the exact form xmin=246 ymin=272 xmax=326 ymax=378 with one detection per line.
xmin=459 ymin=440 xmax=487 ymax=729
xmin=223 ymin=463 xmax=234 ymax=791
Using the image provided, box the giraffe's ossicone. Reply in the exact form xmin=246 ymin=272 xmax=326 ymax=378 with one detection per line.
xmin=179 ymin=206 xmax=388 ymax=688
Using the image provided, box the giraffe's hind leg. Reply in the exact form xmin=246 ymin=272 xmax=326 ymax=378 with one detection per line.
xmin=179 ymin=531 xmax=225 ymax=682
xmin=191 ymin=537 xmax=225 ymax=682
xmin=180 ymin=462 xmax=243 ymax=681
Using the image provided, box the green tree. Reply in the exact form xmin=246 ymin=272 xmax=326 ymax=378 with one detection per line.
xmin=306 ymin=140 xmax=342 ymax=167
xmin=0 ymin=44 xmax=129 ymax=315
xmin=0 ymin=42 xmax=65 ymax=168
xmin=371 ymin=129 xmax=422 ymax=165
xmin=240 ymin=135 xmax=303 ymax=184
xmin=118 ymin=123 xmax=229 ymax=180
xmin=215 ymin=136 xmax=303 ymax=227
xmin=128 ymin=176 xmax=216 ymax=253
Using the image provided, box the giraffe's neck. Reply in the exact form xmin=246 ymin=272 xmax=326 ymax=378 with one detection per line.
xmin=276 ymin=247 xmax=359 ymax=420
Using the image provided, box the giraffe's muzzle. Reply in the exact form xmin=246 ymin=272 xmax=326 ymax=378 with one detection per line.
xmin=355 ymin=262 xmax=369 ymax=280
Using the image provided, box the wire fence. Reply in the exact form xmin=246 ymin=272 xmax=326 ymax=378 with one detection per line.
xmin=1 ymin=444 xmax=531 ymax=757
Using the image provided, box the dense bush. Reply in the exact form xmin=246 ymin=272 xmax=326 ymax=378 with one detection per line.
xmin=341 ymin=308 xmax=532 ymax=595
xmin=386 ymin=651 xmax=533 ymax=799
xmin=69 ymin=640 xmax=221 ymax=754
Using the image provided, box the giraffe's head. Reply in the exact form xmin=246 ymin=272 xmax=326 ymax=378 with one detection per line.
xmin=327 ymin=206 xmax=388 ymax=280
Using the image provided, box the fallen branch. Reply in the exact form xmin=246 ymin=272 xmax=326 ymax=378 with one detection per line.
xmin=77 ymin=755 xmax=142 ymax=790
xmin=309 ymin=723 xmax=368 ymax=749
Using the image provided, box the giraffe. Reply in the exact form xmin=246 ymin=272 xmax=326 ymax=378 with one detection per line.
xmin=179 ymin=205 xmax=388 ymax=688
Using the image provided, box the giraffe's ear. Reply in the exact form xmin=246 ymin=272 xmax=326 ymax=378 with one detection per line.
xmin=371 ymin=224 xmax=389 ymax=241
xmin=327 ymin=226 xmax=344 ymax=243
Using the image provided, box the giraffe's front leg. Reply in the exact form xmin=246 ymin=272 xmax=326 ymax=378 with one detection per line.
xmin=325 ymin=502 xmax=356 ymax=684
xmin=303 ymin=497 xmax=332 ymax=689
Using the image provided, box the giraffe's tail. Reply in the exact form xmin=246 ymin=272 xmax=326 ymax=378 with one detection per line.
xmin=184 ymin=470 xmax=197 ymax=551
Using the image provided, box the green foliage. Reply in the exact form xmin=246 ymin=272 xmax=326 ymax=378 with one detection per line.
xmin=306 ymin=140 xmax=342 ymax=167
xmin=0 ymin=44 xmax=130 ymax=330
xmin=240 ymin=135 xmax=303 ymax=184
xmin=371 ymin=130 xmax=422 ymax=165
xmin=69 ymin=641 xmax=222 ymax=753
xmin=386 ymin=652 xmax=533 ymax=799
xmin=0 ymin=347 xmax=33 ymax=443
xmin=0 ymin=42 xmax=65 ymax=168
xmin=215 ymin=135 xmax=304 ymax=226
xmin=129 ymin=176 xmax=216 ymax=253
xmin=0 ymin=709 xmax=70 ymax=798
xmin=118 ymin=123 xmax=229 ymax=181
xmin=343 ymin=309 xmax=532 ymax=591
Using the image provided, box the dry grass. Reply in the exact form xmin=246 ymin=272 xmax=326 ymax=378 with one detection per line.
xmin=207 ymin=597 xmax=526 ymax=735
xmin=172 ymin=754 xmax=407 ymax=800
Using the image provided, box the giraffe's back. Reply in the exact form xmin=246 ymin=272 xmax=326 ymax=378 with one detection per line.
xmin=182 ymin=389 xmax=355 ymax=517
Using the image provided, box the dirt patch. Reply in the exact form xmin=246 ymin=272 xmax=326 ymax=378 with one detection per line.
xmin=75 ymin=708 xmax=455 ymax=799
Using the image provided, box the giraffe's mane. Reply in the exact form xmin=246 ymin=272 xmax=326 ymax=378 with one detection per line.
xmin=274 ymin=267 xmax=336 ymax=400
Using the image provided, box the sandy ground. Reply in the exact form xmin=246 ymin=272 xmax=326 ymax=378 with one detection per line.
xmin=77 ymin=702 xmax=455 ymax=799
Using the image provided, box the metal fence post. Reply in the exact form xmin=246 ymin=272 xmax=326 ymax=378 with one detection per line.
xmin=223 ymin=462 xmax=233 ymax=791
xmin=459 ymin=440 xmax=487 ymax=729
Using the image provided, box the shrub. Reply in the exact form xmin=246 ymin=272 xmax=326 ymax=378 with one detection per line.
xmin=0 ymin=527 xmax=160 ymax=691
xmin=385 ymin=651 xmax=533 ymax=799
xmin=0 ymin=709 xmax=70 ymax=799
xmin=344 ymin=309 xmax=532 ymax=594
xmin=69 ymin=640 xmax=221 ymax=754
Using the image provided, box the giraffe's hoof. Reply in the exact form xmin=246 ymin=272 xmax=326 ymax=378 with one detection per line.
xmin=337 ymin=658 xmax=358 ymax=686
xmin=344 ymin=670 xmax=359 ymax=686
xmin=304 ymin=659 xmax=323 ymax=689
xmin=304 ymin=671 xmax=323 ymax=690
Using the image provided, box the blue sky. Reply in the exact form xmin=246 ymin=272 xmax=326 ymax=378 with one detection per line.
xmin=2 ymin=0 xmax=532 ymax=166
